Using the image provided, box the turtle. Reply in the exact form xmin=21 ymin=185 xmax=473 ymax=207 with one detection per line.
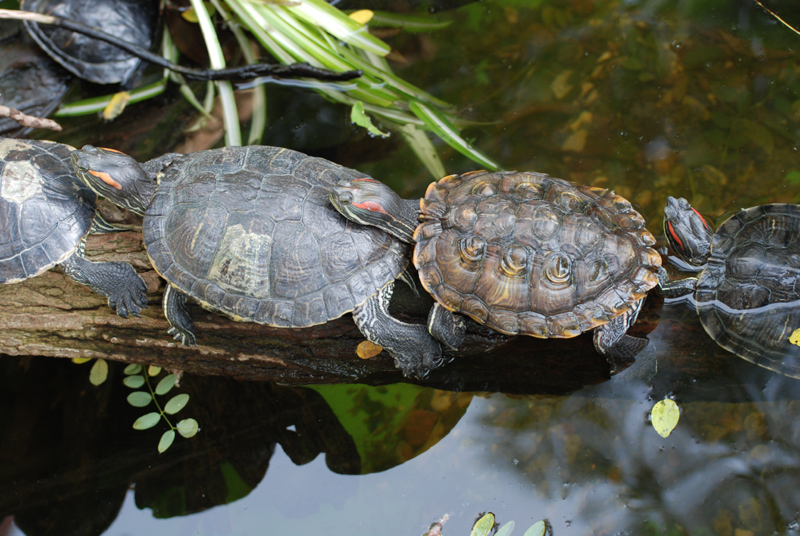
xmin=329 ymin=170 xmax=663 ymax=373
xmin=22 ymin=0 xmax=159 ymax=85
xmin=0 ymin=138 xmax=147 ymax=316
xmin=71 ymin=144 xmax=443 ymax=378
xmin=658 ymin=196 xmax=800 ymax=379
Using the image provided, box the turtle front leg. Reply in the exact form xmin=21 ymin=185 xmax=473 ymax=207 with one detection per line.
xmin=593 ymin=299 xmax=647 ymax=374
xmin=656 ymin=266 xmax=697 ymax=298
xmin=427 ymin=302 xmax=466 ymax=349
xmin=163 ymin=285 xmax=196 ymax=345
xmin=352 ymin=281 xmax=443 ymax=378
xmin=58 ymin=247 xmax=148 ymax=318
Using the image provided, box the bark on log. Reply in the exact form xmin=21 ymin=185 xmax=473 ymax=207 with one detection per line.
xmin=0 ymin=224 xmax=624 ymax=389
xmin=0 ymin=223 xmax=787 ymax=393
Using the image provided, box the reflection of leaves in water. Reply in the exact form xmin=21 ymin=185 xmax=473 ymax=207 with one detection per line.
xmin=310 ymin=384 xmax=472 ymax=474
xmin=475 ymin=382 xmax=800 ymax=535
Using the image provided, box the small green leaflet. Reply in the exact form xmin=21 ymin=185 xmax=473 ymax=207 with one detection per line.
xmin=127 ymin=391 xmax=152 ymax=408
xmin=165 ymin=394 xmax=190 ymax=415
xmin=155 ymin=374 xmax=176 ymax=395
xmin=470 ymin=512 xmax=496 ymax=536
xmin=133 ymin=412 xmax=161 ymax=430
xmin=351 ymin=102 xmax=390 ymax=137
xmin=89 ymin=359 xmax=108 ymax=386
xmin=123 ymin=375 xmax=145 ymax=389
xmin=177 ymin=418 xmax=200 ymax=438
xmin=158 ymin=430 xmax=176 ymax=453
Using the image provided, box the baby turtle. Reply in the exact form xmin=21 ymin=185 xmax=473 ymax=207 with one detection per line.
xmin=660 ymin=196 xmax=800 ymax=379
xmin=0 ymin=138 xmax=146 ymax=316
xmin=72 ymin=145 xmax=442 ymax=377
xmin=331 ymin=170 xmax=662 ymax=373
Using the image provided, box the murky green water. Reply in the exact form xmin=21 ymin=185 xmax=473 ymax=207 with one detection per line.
xmin=4 ymin=0 xmax=800 ymax=534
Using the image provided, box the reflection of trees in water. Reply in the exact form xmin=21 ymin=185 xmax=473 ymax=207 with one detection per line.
xmin=478 ymin=380 xmax=800 ymax=534
xmin=0 ymin=357 xmax=360 ymax=536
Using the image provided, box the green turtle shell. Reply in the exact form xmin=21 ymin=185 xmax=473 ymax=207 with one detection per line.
xmin=143 ymin=146 xmax=407 ymax=327
xmin=413 ymin=171 xmax=661 ymax=338
xmin=0 ymin=139 xmax=95 ymax=283
xmin=695 ymin=204 xmax=800 ymax=378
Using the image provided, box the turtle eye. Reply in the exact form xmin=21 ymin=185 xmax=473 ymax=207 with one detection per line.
xmin=458 ymin=236 xmax=486 ymax=263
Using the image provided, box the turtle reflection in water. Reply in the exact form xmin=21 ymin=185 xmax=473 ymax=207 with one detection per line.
xmin=659 ymin=197 xmax=800 ymax=379
xmin=330 ymin=170 xmax=662 ymax=374
xmin=72 ymin=145 xmax=443 ymax=378
xmin=0 ymin=138 xmax=147 ymax=316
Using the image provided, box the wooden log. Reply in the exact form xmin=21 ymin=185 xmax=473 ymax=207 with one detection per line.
xmin=0 ymin=225 xmax=625 ymax=391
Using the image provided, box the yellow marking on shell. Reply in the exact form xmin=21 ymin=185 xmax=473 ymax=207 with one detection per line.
xmin=189 ymin=222 xmax=205 ymax=256
xmin=207 ymin=224 xmax=273 ymax=299
xmin=1 ymin=160 xmax=43 ymax=203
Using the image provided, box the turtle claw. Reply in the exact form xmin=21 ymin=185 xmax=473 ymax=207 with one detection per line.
xmin=104 ymin=265 xmax=148 ymax=318
xmin=167 ymin=326 xmax=196 ymax=346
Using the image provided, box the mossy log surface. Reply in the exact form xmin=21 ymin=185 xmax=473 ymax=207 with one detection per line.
xmin=0 ymin=226 xmax=779 ymax=394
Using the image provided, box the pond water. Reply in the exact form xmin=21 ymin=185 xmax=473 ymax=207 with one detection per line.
xmin=3 ymin=0 xmax=800 ymax=535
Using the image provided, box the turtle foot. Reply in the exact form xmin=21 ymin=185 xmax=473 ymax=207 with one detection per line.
xmin=163 ymin=285 xmax=196 ymax=345
xmin=428 ymin=303 xmax=466 ymax=349
xmin=104 ymin=263 xmax=148 ymax=318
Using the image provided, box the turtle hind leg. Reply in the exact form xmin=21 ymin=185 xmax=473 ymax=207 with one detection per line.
xmin=58 ymin=248 xmax=148 ymax=318
xmin=352 ymin=281 xmax=443 ymax=378
xmin=163 ymin=285 xmax=196 ymax=345
xmin=428 ymin=302 xmax=466 ymax=349
xmin=593 ymin=300 xmax=647 ymax=374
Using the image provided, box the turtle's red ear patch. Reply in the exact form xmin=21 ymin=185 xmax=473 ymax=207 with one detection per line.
xmin=666 ymin=221 xmax=683 ymax=249
xmin=354 ymin=200 xmax=388 ymax=215
xmin=89 ymin=170 xmax=122 ymax=190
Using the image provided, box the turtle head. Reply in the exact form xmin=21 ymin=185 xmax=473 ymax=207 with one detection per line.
xmin=663 ymin=196 xmax=713 ymax=267
xmin=330 ymin=177 xmax=418 ymax=243
xmin=71 ymin=146 xmax=154 ymax=216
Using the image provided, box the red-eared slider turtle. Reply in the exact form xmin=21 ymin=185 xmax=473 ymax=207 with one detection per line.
xmin=22 ymin=0 xmax=159 ymax=85
xmin=0 ymin=138 xmax=146 ymax=316
xmin=330 ymin=171 xmax=662 ymax=373
xmin=659 ymin=197 xmax=800 ymax=379
xmin=71 ymin=145 xmax=442 ymax=377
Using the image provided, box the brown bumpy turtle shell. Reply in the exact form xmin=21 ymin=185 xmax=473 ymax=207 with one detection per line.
xmin=412 ymin=170 xmax=661 ymax=338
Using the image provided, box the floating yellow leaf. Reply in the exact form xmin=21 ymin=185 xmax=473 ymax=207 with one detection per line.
xmin=349 ymin=9 xmax=374 ymax=25
xmin=789 ymin=328 xmax=800 ymax=346
xmin=102 ymin=91 xmax=130 ymax=121
xmin=357 ymin=340 xmax=383 ymax=359
xmin=651 ymin=399 xmax=680 ymax=438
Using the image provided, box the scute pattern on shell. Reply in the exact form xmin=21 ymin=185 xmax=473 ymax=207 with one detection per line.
xmin=696 ymin=203 xmax=800 ymax=377
xmin=143 ymin=146 xmax=408 ymax=328
xmin=0 ymin=139 xmax=95 ymax=283
xmin=413 ymin=170 xmax=661 ymax=338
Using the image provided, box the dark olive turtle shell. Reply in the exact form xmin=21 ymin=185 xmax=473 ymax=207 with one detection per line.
xmin=143 ymin=146 xmax=407 ymax=328
xmin=0 ymin=139 xmax=95 ymax=283
xmin=22 ymin=0 xmax=158 ymax=84
xmin=413 ymin=171 xmax=661 ymax=338
xmin=695 ymin=204 xmax=800 ymax=378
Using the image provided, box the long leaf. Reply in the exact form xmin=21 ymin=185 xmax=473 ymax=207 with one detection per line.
xmin=190 ymin=0 xmax=241 ymax=145
xmin=287 ymin=0 xmax=390 ymax=56
xmin=409 ymin=101 xmax=500 ymax=170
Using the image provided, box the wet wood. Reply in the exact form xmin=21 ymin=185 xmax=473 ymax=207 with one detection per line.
xmin=0 ymin=228 xmax=617 ymax=390
xmin=1 ymin=227 xmax=790 ymax=393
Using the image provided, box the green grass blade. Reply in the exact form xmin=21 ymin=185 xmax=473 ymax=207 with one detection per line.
xmin=286 ymin=0 xmax=390 ymax=56
xmin=398 ymin=123 xmax=445 ymax=178
xmin=409 ymin=100 xmax=500 ymax=171
xmin=367 ymin=11 xmax=453 ymax=33
xmin=55 ymin=79 xmax=168 ymax=116
xmin=190 ymin=0 xmax=241 ymax=145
